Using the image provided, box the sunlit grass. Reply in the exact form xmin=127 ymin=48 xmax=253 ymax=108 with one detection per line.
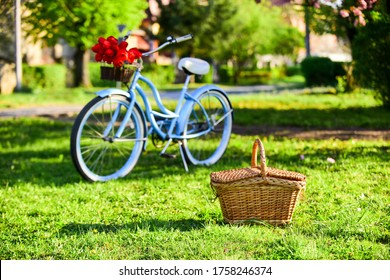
xmin=0 ymin=88 xmax=95 ymax=109
xmin=0 ymin=116 xmax=389 ymax=260
xmin=229 ymin=92 xmax=390 ymax=129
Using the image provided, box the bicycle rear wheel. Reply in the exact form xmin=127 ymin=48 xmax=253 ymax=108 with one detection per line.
xmin=70 ymin=95 xmax=145 ymax=182
xmin=181 ymin=89 xmax=232 ymax=166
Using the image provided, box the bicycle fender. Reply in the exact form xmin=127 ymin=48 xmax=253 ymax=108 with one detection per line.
xmin=95 ymin=88 xmax=130 ymax=98
xmin=176 ymin=85 xmax=232 ymax=135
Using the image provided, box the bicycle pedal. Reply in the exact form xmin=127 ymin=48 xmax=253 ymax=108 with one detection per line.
xmin=160 ymin=153 xmax=177 ymax=159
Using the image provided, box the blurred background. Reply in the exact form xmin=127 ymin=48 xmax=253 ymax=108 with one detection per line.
xmin=1 ymin=0 xmax=389 ymax=107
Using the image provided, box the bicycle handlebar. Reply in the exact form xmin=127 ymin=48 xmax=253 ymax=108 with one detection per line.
xmin=174 ymin=34 xmax=193 ymax=43
xmin=142 ymin=34 xmax=193 ymax=57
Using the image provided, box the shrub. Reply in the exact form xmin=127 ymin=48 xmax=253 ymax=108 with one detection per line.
xmin=285 ymin=65 xmax=302 ymax=77
xmin=300 ymin=56 xmax=337 ymax=87
xmin=22 ymin=64 xmax=66 ymax=89
xmin=352 ymin=19 xmax=390 ymax=109
xmin=218 ymin=65 xmax=233 ymax=84
xmin=195 ymin=68 xmax=213 ymax=84
xmin=141 ymin=63 xmax=175 ymax=88
xmin=239 ymin=70 xmax=271 ymax=85
xmin=333 ymin=61 xmax=347 ymax=77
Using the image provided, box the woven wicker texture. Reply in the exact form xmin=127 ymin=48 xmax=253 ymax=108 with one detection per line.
xmin=210 ymin=138 xmax=306 ymax=225
xmin=100 ymin=66 xmax=134 ymax=83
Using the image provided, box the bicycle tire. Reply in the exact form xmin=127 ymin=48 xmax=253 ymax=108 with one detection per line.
xmin=181 ymin=89 xmax=232 ymax=166
xmin=70 ymin=95 xmax=146 ymax=182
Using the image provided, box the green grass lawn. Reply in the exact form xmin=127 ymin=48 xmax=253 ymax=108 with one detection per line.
xmin=0 ymin=88 xmax=95 ymax=109
xmin=229 ymin=91 xmax=390 ymax=129
xmin=0 ymin=91 xmax=389 ymax=260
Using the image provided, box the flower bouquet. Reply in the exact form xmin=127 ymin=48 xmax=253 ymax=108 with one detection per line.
xmin=91 ymin=36 xmax=142 ymax=83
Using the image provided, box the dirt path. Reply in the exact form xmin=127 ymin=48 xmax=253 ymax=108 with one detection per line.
xmin=1 ymin=107 xmax=389 ymax=140
xmin=232 ymin=124 xmax=390 ymax=140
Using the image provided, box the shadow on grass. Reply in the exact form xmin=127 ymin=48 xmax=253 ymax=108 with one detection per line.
xmin=1 ymin=115 xmax=389 ymax=186
xmin=233 ymin=106 xmax=390 ymax=129
xmin=0 ymin=117 xmax=73 ymax=144
xmin=1 ymin=138 xmax=388 ymax=186
xmin=60 ymin=218 xmax=209 ymax=235
xmin=0 ymin=149 xmax=86 ymax=186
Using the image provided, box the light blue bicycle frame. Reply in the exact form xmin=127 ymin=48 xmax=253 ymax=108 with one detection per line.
xmin=95 ymin=65 xmax=231 ymax=171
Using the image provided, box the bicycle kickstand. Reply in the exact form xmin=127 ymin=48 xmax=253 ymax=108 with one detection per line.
xmin=178 ymin=141 xmax=189 ymax=172
xmin=159 ymin=139 xmax=189 ymax=172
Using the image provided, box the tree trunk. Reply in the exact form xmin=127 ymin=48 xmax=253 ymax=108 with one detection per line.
xmin=73 ymin=46 xmax=92 ymax=87
xmin=232 ymin=60 xmax=240 ymax=85
xmin=344 ymin=26 xmax=357 ymax=92
xmin=304 ymin=5 xmax=311 ymax=57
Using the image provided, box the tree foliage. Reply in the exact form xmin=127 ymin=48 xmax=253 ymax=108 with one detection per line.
xmin=155 ymin=0 xmax=237 ymax=58
xmin=156 ymin=0 xmax=303 ymax=84
xmin=303 ymin=0 xmax=390 ymax=108
xmin=212 ymin=0 xmax=303 ymax=83
xmin=306 ymin=0 xmax=378 ymax=43
xmin=24 ymin=0 xmax=147 ymax=49
xmin=352 ymin=4 xmax=390 ymax=108
xmin=23 ymin=0 xmax=147 ymax=87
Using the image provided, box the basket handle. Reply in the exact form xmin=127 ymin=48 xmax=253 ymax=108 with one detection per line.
xmin=251 ymin=138 xmax=267 ymax=177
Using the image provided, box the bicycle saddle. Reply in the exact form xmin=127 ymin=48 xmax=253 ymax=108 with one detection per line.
xmin=178 ymin=57 xmax=210 ymax=75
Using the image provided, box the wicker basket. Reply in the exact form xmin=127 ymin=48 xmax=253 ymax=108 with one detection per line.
xmin=210 ymin=138 xmax=306 ymax=226
xmin=100 ymin=66 xmax=134 ymax=83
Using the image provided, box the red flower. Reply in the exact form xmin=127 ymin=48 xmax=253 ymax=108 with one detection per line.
xmin=129 ymin=48 xmax=142 ymax=59
xmin=95 ymin=53 xmax=103 ymax=62
xmin=101 ymin=40 xmax=111 ymax=49
xmin=104 ymin=57 xmax=114 ymax=64
xmin=104 ymin=49 xmax=115 ymax=57
xmin=113 ymin=58 xmax=124 ymax=67
xmin=116 ymin=48 xmax=128 ymax=58
xmin=118 ymin=41 xmax=128 ymax=50
xmin=91 ymin=43 xmax=101 ymax=53
xmin=107 ymin=36 xmax=118 ymax=45
xmin=127 ymin=51 xmax=135 ymax=64
xmin=91 ymin=35 xmax=142 ymax=66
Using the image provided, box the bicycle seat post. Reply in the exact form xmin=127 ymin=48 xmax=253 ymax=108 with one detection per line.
xmin=174 ymin=75 xmax=191 ymax=113
xmin=159 ymin=73 xmax=191 ymax=172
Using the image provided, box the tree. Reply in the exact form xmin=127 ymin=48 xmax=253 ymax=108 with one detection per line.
xmin=155 ymin=0 xmax=237 ymax=59
xmin=304 ymin=0 xmax=378 ymax=43
xmin=299 ymin=0 xmax=390 ymax=107
xmin=258 ymin=1 xmax=390 ymax=108
xmin=156 ymin=0 xmax=303 ymax=84
xmin=153 ymin=0 xmax=238 ymax=83
xmin=212 ymin=1 xmax=303 ymax=83
xmin=23 ymin=0 xmax=147 ymax=87
xmin=352 ymin=2 xmax=390 ymax=107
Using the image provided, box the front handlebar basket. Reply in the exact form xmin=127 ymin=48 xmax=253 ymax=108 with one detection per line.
xmin=100 ymin=66 xmax=134 ymax=83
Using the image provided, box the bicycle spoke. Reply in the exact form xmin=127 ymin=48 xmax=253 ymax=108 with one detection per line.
xmin=182 ymin=90 xmax=232 ymax=166
xmin=212 ymin=109 xmax=233 ymax=127
xmin=83 ymin=124 xmax=104 ymax=138
xmin=70 ymin=94 xmax=146 ymax=181
xmin=88 ymin=145 xmax=109 ymax=173
xmin=112 ymin=143 xmax=131 ymax=160
xmin=82 ymin=145 xmax=102 ymax=166
xmin=90 ymin=111 xmax=105 ymax=128
xmin=80 ymin=142 xmax=104 ymax=153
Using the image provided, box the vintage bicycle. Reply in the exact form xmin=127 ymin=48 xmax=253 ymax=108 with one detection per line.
xmin=70 ymin=34 xmax=233 ymax=182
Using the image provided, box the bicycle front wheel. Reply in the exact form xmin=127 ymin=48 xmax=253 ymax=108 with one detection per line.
xmin=70 ymin=95 xmax=146 ymax=182
xmin=182 ymin=89 xmax=232 ymax=166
